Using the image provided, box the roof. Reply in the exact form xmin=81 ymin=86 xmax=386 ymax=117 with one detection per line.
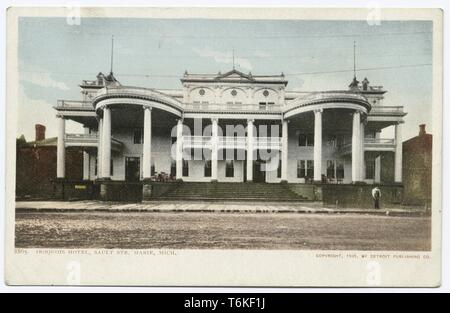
xmin=24 ymin=137 xmax=57 ymax=147
xmin=403 ymin=133 xmax=432 ymax=146
xmin=181 ymin=69 xmax=288 ymax=85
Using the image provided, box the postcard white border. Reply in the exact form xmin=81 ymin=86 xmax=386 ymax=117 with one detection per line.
xmin=4 ymin=6 xmax=443 ymax=287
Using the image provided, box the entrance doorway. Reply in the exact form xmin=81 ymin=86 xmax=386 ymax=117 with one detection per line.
xmin=125 ymin=157 xmax=141 ymax=182
xmin=253 ymin=160 xmax=266 ymax=183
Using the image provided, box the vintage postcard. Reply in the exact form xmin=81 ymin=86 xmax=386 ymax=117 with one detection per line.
xmin=5 ymin=7 xmax=442 ymax=286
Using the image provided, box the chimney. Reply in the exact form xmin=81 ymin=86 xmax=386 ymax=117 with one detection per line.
xmin=35 ymin=124 xmax=46 ymax=141
xmin=419 ymin=124 xmax=426 ymax=136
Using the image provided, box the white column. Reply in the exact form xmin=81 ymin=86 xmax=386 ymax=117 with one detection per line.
xmin=281 ymin=119 xmax=288 ymax=182
xmin=211 ymin=118 xmax=219 ymax=181
xmin=247 ymin=119 xmax=254 ymax=182
xmin=56 ymin=117 xmax=66 ymax=178
xmin=360 ymin=121 xmax=365 ymax=180
xmin=352 ymin=111 xmax=362 ymax=182
xmin=83 ymin=126 xmax=90 ymax=180
xmin=176 ymin=119 xmax=183 ymax=180
xmin=142 ymin=107 xmax=152 ymax=179
xmin=97 ymin=118 xmax=103 ymax=178
xmin=395 ymin=123 xmax=403 ymax=183
xmin=101 ymin=107 xmax=111 ymax=178
xmin=314 ymin=109 xmax=323 ymax=182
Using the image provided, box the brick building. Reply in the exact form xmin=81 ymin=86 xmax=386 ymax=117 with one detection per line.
xmin=16 ymin=124 xmax=84 ymax=199
xmin=402 ymin=124 xmax=432 ymax=206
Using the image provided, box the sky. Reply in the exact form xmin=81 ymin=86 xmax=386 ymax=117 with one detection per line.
xmin=17 ymin=17 xmax=433 ymax=141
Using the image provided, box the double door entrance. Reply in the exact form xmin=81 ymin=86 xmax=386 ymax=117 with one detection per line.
xmin=125 ymin=157 xmax=140 ymax=182
xmin=244 ymin=159 xmax=266 ymax=183
xmin=253 ymin=160 xmax=266 ymax=183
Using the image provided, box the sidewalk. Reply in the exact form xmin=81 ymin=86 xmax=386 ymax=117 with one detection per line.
xmin=15 ymin=200 xmax=429 ymax=216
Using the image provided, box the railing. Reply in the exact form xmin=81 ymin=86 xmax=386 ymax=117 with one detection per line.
xmin=364 ymin=138 xmax=396 ymax=145
xmin=184 ymin=102 xmax=283 ymax=112
xmin=368 ymin=85 xmax=384 ymax=91
xmin=219 ymin=136 xmax=247 ymax=149
xmin=57 ymin=100 xmax=94 ymax=109
xmin=182 ymin=136 xmax=282 ymax=150
xmin=294 ymin=91 xmax=368 ymax=102
xmin=284 ymin=91 xmax=370 ymax=113
xmin=81 ymin=80 xmax=101 ymax=87
xmin=183 ymin=136 xmax=212 ymax=148
xmin=255 ymin=137 xmax=282 ymax=150
xmin=94 ymin=86 xmax=184 ymax=110
xmin=338 ymin=138 xmax=396 ymax=155
xmin=65 ymin=133 xmax=98 ymax=146
xmin=64 ymin=133 xmax=123 ymax=151
xmin=364 ymin=138 xmax=396 ymax=152
xmin=369 ymin=106 xmax=404 ymax=115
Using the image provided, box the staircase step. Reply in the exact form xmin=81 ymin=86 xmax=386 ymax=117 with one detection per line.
xmin=152 ymin=182 xmax=310 ymax=201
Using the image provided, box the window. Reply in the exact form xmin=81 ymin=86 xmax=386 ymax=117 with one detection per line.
xmin=307 ymin=134 xmax=314 ymax=147
xmin=199 ymin=89 xmax=205 ymax=96
xmin=182 ymin=159 xmax=189 ymax=177
xmin=110 ymin=158 xmax=114 ymax=176
xmin=94 ymin=157 xmax=98 ymax=176
xmin=226 ymin=160 xmax=234 ymax=178
xmin=133 ymin=129 xmax=142 ymax=144
xmin=258 ymin=102 xmax=275 ymax=111
xmin=297 ymin=160 xmax=305 ymax=178
xmin=170 ymin=160 xmax=176 ymax=177
xmin=328 ymin=135 xmax=337 ymax=148
xmin=336 ymin=135 xmax=345 ymax=147
xmin=277 ymin=159 xmax=282 ymax=178
xmin=297 ymin=159 xmax=314 ymax=179
xmin=263 ymin=90 xmax=269 ymax=97
xmin=327 ymin=160 xmax=335 ymax=179
xmin=204 ymin=160 xmax=211 ymax=177
xmin=365 ymin=157 xmax=375 ymax=179
xmin=151 ymin=162 xmax=156 ymax=176
xmin=298 ymin=134 xmax=307 ymax=146
xmin=298 ymin=133 xmax=314 ymax=146
xmin=336 ymin=161 xmax=345 ymax=180
xmin=306 ymin=160 xmax=314 ymax=178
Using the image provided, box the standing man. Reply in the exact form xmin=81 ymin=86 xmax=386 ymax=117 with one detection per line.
xmin=372 ymin=186 xmax=381 ymax=209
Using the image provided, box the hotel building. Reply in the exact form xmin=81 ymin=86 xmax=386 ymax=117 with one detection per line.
xmin=54 ymin=69 xmax=406 ymax=201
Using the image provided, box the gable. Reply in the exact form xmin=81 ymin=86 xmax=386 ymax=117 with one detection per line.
xmin=216 ymin=69 xmax=254 ymax=81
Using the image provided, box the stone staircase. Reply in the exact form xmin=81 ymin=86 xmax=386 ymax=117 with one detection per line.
xmin=155 ymin=182 xmax=309 ymax=201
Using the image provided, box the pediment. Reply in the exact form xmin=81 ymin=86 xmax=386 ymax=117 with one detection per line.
xmin=216 ymin=69 xmax=254 ymax=81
